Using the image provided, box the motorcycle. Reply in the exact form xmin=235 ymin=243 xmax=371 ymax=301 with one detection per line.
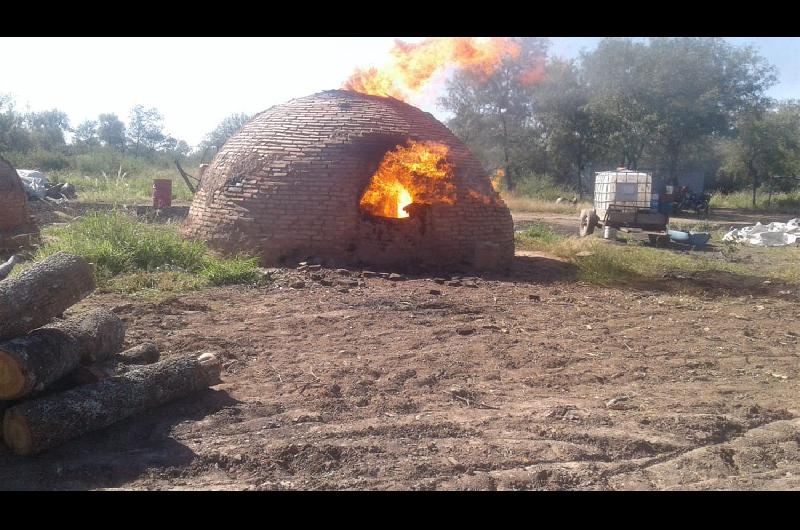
xmin=674 ymin=189 xmax=711 ymax=217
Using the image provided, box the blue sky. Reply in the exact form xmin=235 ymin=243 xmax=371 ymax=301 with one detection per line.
xmin=2 ymin=37 xmax=798 ymax=146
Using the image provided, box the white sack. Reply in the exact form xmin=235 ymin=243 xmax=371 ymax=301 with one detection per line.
xmin=722 ymin=218 xmax=800 ymax=247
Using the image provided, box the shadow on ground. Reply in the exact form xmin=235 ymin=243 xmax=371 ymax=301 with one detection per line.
xmin=625 ymin=270 xmax=796 ymax=299
xmin=494 ymin=253 xmax=579 ymax=284
xmin=0 ymin=389 xmax=239 ymax=490
xmin=495 ymin=252 xmax=795 ymax=301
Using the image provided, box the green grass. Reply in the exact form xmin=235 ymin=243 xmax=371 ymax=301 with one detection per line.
xmin=710 ymin=190 xmax=800 ymax=213
xmin=48 ymin=169 xmax=195 ymax=204
xmin=511 ymin=174 xmax=580 ymax=201
xmin=502 ymin=193 xmax=592 ymax=214
xmin=515 ymin=225 xmax=800 ymax=286
xmin=494 ymin=173 xmax=592 ymax=214
xmin=27 ymin=211 xmax=263 ymax=294
xmin=515 ymin=223 xmax=564 ymax=249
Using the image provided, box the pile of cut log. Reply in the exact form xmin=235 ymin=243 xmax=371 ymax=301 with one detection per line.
xmin=0 ymin=252 xmax=221 ymax=455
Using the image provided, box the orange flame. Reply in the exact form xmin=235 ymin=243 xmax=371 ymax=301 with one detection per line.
xmin=360 ymin=141 xmax=455 ymax=218
xmin=343 ymin=37 xmax=544 ymax=101
xmin=468 ymin=189 xmax=499 ymax=206
xmin=491 ymin=168 xmax=505 ymax=191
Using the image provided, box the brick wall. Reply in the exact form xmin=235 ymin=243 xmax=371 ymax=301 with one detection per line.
xmin=0 ymin=156 xmax=38 ymax=251
xmin=182 ymin=90 xmax=514 ymax=270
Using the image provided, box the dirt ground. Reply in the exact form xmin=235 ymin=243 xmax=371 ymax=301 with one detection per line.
xmin=512 ymin=208 xmax=797 ymax=237
xmin=1 ymin=250 xmax=798 ymax=490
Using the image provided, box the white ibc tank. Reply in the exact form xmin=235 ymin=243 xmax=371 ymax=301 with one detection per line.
xmin=594 ymin=170 xmax=652 ymax=218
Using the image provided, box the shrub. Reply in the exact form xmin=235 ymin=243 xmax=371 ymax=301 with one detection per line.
xmin=709 ymin=190 xmax=800 ymax=213
xmin=7 ymin=147 xmax=71 ymax=171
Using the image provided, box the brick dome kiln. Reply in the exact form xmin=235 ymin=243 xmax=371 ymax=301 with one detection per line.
xmin=0 ymin=156 xmax=38 ymax=252
xmin=183 ymin=90 xmax=514 ymax=270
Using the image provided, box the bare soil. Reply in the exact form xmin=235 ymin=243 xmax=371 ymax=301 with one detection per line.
xmin=1 ymin=257 xmax=798 ymax=490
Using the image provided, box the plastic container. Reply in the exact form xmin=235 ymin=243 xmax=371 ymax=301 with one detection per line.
xmin=593 ymin=171 xmax=652 ymax=219
xmin=668 ymin=230 xmax=711 ymax=247
xmin=152 ymin=179 xmax=172 ymax=209
xmin=650 ymin=193 xmax=660 ymax=211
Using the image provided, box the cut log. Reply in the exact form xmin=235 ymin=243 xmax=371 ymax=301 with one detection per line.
xmin=61 ymin=360 xmax=128 ymax=387
xmin=2 ymin=343 xmax=157 ymax=406
xmin=0 ymin=308 xmax=125 ymax=400
xmin=65 ymin=342 xmax=160 ymax=385
xmin=3 ymin=352 xmax=222 ymax=455
xmin=0 ymin=252 xmax=96 ymax=341
xmin=117 ymin=342 xmax=160 ymax=365
xmin=0 ymin=342 xmax=157 ymax=415
xmin=61 ymin=342 xmax=160 ymax=386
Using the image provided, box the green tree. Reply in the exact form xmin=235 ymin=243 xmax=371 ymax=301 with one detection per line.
xmin=25 ymin=109 xmax=70 ymax=151
xmin=159 ymin=135 xmax=178 ymax=153
xmin=156 ymin=135 xmax=189 ymax=158
xmin=535 ymin=59 xmax=609 ymax=197
xmin=127 ymin=105 xmax=164 ymax=157
xmin=97 ymin=113 xmax=126 ymax=151
xmin=74 ymin=119 xmax=99 ymax=149
xmin=174 ymin=140 xmax=191 ymax=158
xmin=0 ymin=94 xmax=32 ymax=153
xmin=200 ymin=113 xmax=252 ymax=151
xmin=644 ymin=38 xmax=777 ymax=185
xmin=722 ymin=101 xmax=800 ymax=207
xmin=581 ymin=38 xmax=658 ymax=170
xmin=439 ymin=37 xmax=550 ymax=191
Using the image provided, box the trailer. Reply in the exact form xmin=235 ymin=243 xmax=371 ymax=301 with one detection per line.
xmin=579 ymin=170 xmax=669 ymax=244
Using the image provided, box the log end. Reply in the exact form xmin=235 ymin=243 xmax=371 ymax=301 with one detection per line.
xmin=3 ymin=409 xmax=33 ymax=455
xmin=197 ymin=352 xmax=222 ymax=385
xmin=118 ymin=342 xmax=160 ymax=365
xmin=0 ymin=348 xmax=30 ymax=400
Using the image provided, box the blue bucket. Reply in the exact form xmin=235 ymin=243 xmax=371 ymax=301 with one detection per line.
xmin=668 ymin=230 xmax=711 ymax=247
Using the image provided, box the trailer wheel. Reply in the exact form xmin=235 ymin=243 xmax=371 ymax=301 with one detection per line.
xmin=579 ymin=209 xmax=597 ymax=237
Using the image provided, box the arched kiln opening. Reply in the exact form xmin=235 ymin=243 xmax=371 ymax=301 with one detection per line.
xmin=358 ymin=140 xmax=455 ymax=219
xmin=351 ymin=140 xmax=461 ymax=269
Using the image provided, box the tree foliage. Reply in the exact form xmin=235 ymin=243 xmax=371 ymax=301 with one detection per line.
xmin=200 ymin=112 xmax=253 ymax=152
xmin=441 ymin=37 xmax=792 ymax=196
xmin=24 ymin=109 xmax=70 ymax=151
xmin=535 ymin=59 xmax=607 ymax=197
xmin=721 ymin=101 xmax=800 ymax=205
xmin=0 ymin=97 xmax=193 ymax=172
xmin=127 ymin=105 xmax=165 ymax=157
xmin=97 ymin=113 xmax=126 ymax=151
xmin=439 ymin=37 xmax=549 ymax=191
xmin=74 ymin=120 xmax=99 ymax=149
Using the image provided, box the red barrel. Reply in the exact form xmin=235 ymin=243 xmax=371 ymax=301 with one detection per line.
xmin=152 ymin=179 xmax=172 ymax=208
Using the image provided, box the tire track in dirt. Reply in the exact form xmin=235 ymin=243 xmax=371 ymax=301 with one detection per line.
xmin=1 ymin=268 xmax=798 ymax=490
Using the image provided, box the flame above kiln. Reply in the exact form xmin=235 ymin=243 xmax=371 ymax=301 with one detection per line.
xmin=343 ymin=37 xmax=545 ymax=101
